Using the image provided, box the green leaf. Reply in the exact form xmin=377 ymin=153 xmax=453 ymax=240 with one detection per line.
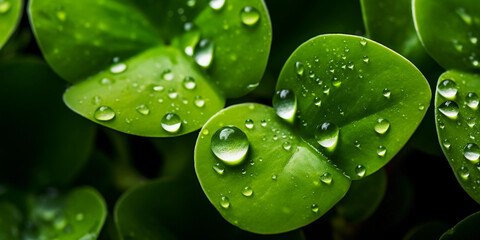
xmin=0 ymin=187 xmax=107 ymax=240
xmin=441 ymin=211 xmax=480 ymax=240
xmin=195 ymin=34 xmax=430 ymax=234
xmin=404 ymin=221 xmax=449 ymax=240
xmin=435 ymin=70 xmax=480 ymax=203
xmin=413 ymin=0 xmax=480 ymax=71
xmin=29 ymin=0 xmax=272 ymax=137
xmin=0 ymin=0 xmax=22 ymax=49
xmin=0 ymin=60 xmax=95 ymax=189
xmin=114 ymin=178 xmax=305 ymax=240
xmin=334 ymin=169 xmax=387 ymax=222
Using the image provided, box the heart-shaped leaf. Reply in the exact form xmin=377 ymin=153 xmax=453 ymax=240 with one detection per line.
xmin=0 ymin=187 xmax=107 ymax=240
xmin=413 ymin=0 xmax=480 ymax=72
xmin=0 ymin=0 xmax=22 ymax=49
xmin=441 ymin=211 xmax=480 ymax=239
xmin=435 ymin=71 xmax=480 ymax=203
xmin=0 ymin=60 xmax=95 ymax=189
xmin=29 ymin=0 xmax=272 ymax=137
xmin=195 ymin=34 xmax=431 ymax=234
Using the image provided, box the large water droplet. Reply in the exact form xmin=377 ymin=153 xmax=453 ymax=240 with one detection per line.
xmin=194 ymin=39 xmax=214 ymax=68
xmin=466 ymin=92 xmax=479 ymax=109
xmin=94 ymin=106 xmax=115 ymax=121
xmin=220 ymin=196 xmax=230 ymax=209
xmin=211 ymin=126 xmax=249 ymax=166
xmin=240 ymin=6 xmax=260 ymax=26
xmin=241 ymin=186 xmax=253 ymax=197
xmin=0 ymin=1 xmax=11 ymax=14
xmin=136 ymin=105 xmax=150 ymax=115
xmin=273 ymin=89 xmax=297 ymax=123
xmin=315 ymin=122 xmax=340 ymax=151
xmin=438 ymin=79 xmax=458 ymax=99
xmin=295 ymin=61 xmax=304 ymax=77
xmin=464 ymin=143 xmax=480 ymax=162
xmin=355 ymin=165 xmax=366 ymax=177
xmin=374 ymin=118 xmax=390 ymax=134
xmin=209 ymin=0 xmax=225 ymax=10
xmin=161 ymin=113 xmax=182 ymax=133
xmin=438 ymin=101 xmax=459 ymax=119
xmin=320 ymin=172 xmax=332 ymax=184
xmin=110 ymin=63 xmax=127 ymax=74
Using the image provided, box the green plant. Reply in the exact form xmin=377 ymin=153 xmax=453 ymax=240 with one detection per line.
xmin=1 ymin=0 xmax=480 ymax=239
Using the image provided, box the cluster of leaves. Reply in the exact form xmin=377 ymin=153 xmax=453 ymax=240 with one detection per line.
xmin=0 ymin=0 xmax=479 ymax=239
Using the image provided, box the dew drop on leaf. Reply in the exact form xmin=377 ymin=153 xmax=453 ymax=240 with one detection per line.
xmin=459 ymin=166 xmax=470 ymax=180
xmin=273 ymin=89 xmax=297 ymax=123
xmin=382 ymin=88 xmax=391 ymax=99
xmin=443 ymin=139 xmax=451 ymax=150
xmin=94 ymin=106 xmax=115 ymax=121
xmin=377 ymin=145 xmax=387 ymax=157
xmin=374 ymin=118 xmax=390 ymax=134
xmin=168 ymin=88 xmax=178 ymax=99
xmin=244 ymin=119 xmax=254 ymax=129
xmin=135 ymin=105 xmax=150 ymax=115
xmin=311 ymin=204 xmax=319 ymax=213
xmin=320 ymin=172 xmax=332 ymax=184
xmin=194 ymin=39 xmax=214 ymax=68
xmin=438 ymin=79 xmax=458 ymax=99
xmin=240 ymin=6 xmax=260 ymax=26
xmin=355 ymin=165 xmax=366 ymax=177
xmin=295 ymin=61 xmax=304 ymax=77
xmin=56 ymin=10 xmax=66 ymax=21
xmin=438 ymin=101 xmax=459 ymax=119
xmin=467 ymin=117 xmax=476 ymax=128
xmin=466 ymin=92 xmax=479 ymax=109
xmin=314 ymin=97 xmax=321 ymax=107
xmin=110 ymin=63 xmax=127 ymax=74
xmin=282 ymin=141 xmax=291 ymax=151
xmin=464 ymin=143 xmax=480 ymax=162
xmin=220 ymin=196 xmax=230 ymax=209
xmin=241 ymin=186 xmax=253 ymax=197
xmin=456 ymin=8 xmax=472 ymax=25
xmin=0 ymin=1 xmax=11 ymax=14
xmin=194 ymin=95 xmax=205 ymax=108
xmin=260 ymin=119 xmax=267 ymax=127
xmin=161 ymin=113 xmax=182 ymax=133
xmin=99 ymin=78 xmax=113 ymax=85
xmin=183 ymin=76 xmax=196 ymax=90
xmin=162 ymin=69 xmax=174 ymax=81
xmin=209 ymin=0 xmax=225 ymax=10
xmin=315 ymin=122 xmax=339 ymax=151
xmin=213 ymin=163 xmax=225 ymax=175
xmin=211 ymin=126 xmax=249 ymax=166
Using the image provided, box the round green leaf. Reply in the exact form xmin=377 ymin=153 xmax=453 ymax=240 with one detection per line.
xmin=441 ymin=211 xmax=480 ymax=240
xmin=435 ymin=70 xmax=480 ymax=203
xmin=0 ymin=0 xmax=22 ymax=49
xmin=413 ymin=0 xmax=480 ymax=71
xmin=0 ymin=60 xmax=95 ymax=189
xmin=276 ymin=34 xmax=431 ymax=179
xmin=115 ymin=178 xmax=305 ymax=240
xmin=29 ymin=0 xmax=272 ymax=137
xmin=195 ymin=34 xmax=430 ymax=234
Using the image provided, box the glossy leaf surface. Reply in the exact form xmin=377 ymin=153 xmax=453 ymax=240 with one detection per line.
xmin=441 ymin=211 xmax=480 ymax=239
xmin=0 ymin=0 xmax=22 ymax=49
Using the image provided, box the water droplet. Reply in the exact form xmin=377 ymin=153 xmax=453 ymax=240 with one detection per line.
xmin=194 ymin=95 xmax=205 ymax=107
xmin=220 ymin=196 xmax=230 ymax=209
xmin=187 ymin=0 xmax=196 ymax=7
xmin=464 ymin=143 xmax=480 ymax=162
xmin=168 ymin=88 xmax=178 ymax=99
xmin=213 ymin=163 xmax=225 ymax=175
xmin=56 ymin=10 xmax=67 ymax=21
xmin=161 ymin=113 xmax=182 ymax=133
xmin=110 ymin=63 xmax=127 ymax=74
xmin=332 ymin=77 xmax=342 ymax=87
xmin=360 ymin=39 xmax=367 ymax=46
xmin=459 ymin=166 xmax=470 ymax=180
xmin=438 ymin=79 xmax=458 ymax=99
xmin=273 ymin=89 xmax=297 ymax=123
xmin=100 ymin=78 xmax=113 ymax=85
xmin=311 ymin=204 xmax=319 ymax=213
xmin=374 ymin=118 xmax=390 ymax=134
xmin=245 ymin=119 xmax=254 ymax=129
xmin=438 ymin=101 xmax=459 ymax=119
xmin=354 ymin=140 xmax=361 ymax=148
xmin=153 ymin=85 xmax=164 ymax=92
xmin=363 ymin=56 xmax=369 ymax=63
xmin=161 ymin=69 xmax=174 ymax=81
xmin=209 ymin=0 xmax=225 ymax=10
xmin=383 ymin=88 xmax=391 ymax=99
xmin=194 ymin=39 xmax=214 ymax=68
xmin=470 ymin=36 xmax=478 ymax=45
xmin=0 ymin=1 xmax=11 ymax=13
xmin=315 ymin=122 xmax=339 ymax=151
xmin=240 ymin=6 xmax=260 ymax=26
xmin=211 ymin=126 xmax=249 ymax=166
xmin=355 ymin=165 xmax=366 ymax=177
xmin=94 ymin=106 xmax=115 ymax=121
xmin=467 ymin=117 xmax=476 ymax=128
xmin=136 ymin=105 xmax=150 ymax=115
xmin=320 ymin=172 xmax=333 ymax=184
xmin=241 ymin=186 xmax=253 ymax=197
xmin=260 ymin=120 xmax=267 ymax=127
xmin=456 ymin=8 xmax=472 ymax=25
xmin=294 ymin=61 xmax=305 ymax=77
xmin=443 ymin=139 xmax=451 ymax=149
xmin=282 ymin=141 xmax=291 ymax=151
xmin=314 ymin=97 xmax=322 ymax=107
xmin=377 ymin=146 xmax=387 ymax=157
xmin=183 ymin=76 xmax=196 ymax=90
xmin=466 ymin=92 xmax=479 ymax=109
xmin=75 ymin=213 xmax=84 ymax=221
xmin=418 ymin=104 xmax=425 ymax=111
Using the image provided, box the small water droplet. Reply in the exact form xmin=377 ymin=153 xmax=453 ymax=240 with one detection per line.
xmin=418 ymin=104 xmax=425 ymax=111
xmin=459 ymin=166 xmax=470 ymax=180
xmin=153 ymin=85 xmax=164 ymax=92
xmin=213 ymin=163 xmax=225 ymax=175
xmin=374 ymin=118 xmax=390 ymax=134
xmin=383 ymin=88 xmax=391 ymax=99
xmin=438 ymin=101 xmax=459 ymax=119
xmin=245 ymin=119 xmax=254 ymax=129
xmin=467 ymin=117 xmax=476 ymax=128
xmin=464 ymin=143 xmax=480 ymax=162
xmin=168 ymin=88 xmax=178 ymax=99
xmin=194 ymin=95 xmax=205 ymax=108
xmin=110 ymin=63 xmax=127 ymax=74
xmin=220 ymin=196 xmax=230 ymax=209
xmin=295 ymin=61 xmax=304 ymax=77
xmin=320 ymin=172 xmax=333 ymax=184
xmin=240 ymin=6 xmax=260 ymax=26
xmin=363 ymin=56 xmax=369 ymax=63
xmin=470 ymin=36 xmax=478 ymax=45
xmin=136 ymin=105 xmax=150 ymax=115
xmin=355 ymin=165 xmax=366 ymax=177
xmin=211 ymin=126 xmax=249 ymax=166
xmin=75 ymin=213 xmax=84 ymax=221
xmin=0 ymin=1 xmax=11 ymax=13
xmin=438 ymin=79 xmax=458 ymax=99
xmin=161 ymin=113 xmax=182 ymax=133
xmin=443 ymin=139 xmax=451 ymax=149
xmin=183 ymin=76 xmax=196 ymax=90
xmin=94 ymin=106 xmax=115 ymax=121
xmin=315 ymin=122 xmax=339 ymax=151
xmin=456 ymin=8 xmax=472 ymax=25
xmin=314 ymin=97 xmax=322 ymax=107
xmin=360 ymin=39 xmax=367 ymax=46
xmin=354 ymin=140 xmax=361 ymax=148
xmin=210 ymin=0 xmax=225 ymax=10
xmin=311 ymin=204 xmax=319 ymax=213
xmin=241 ymin=186 xmax=253 ymax=197
xmin=272 ymin=175 xmax=277 ymax=180
xmin=332 ymin=77 xmax=342 ymax=87
xmin=377 ymin=145 xmax=387 ymax=157
xmin=273 ymin=89 xmax=297 ymax=123
xmin=100 ymin=78 xmax=113 ymax=85
xmin=194 ymin=39 xmax=214 ymax=68
xmin=187 ymin=0 xmax=196 ymax=7
xmin=466 ymin=92 xmax=479 ymax=109
xmin=162 ymin=69 xmax=174 ymax=81
xmin=56 ymin=10 xmax=67 ymax=21
xmin=282 ymin=141 xmax=291 ymax=151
